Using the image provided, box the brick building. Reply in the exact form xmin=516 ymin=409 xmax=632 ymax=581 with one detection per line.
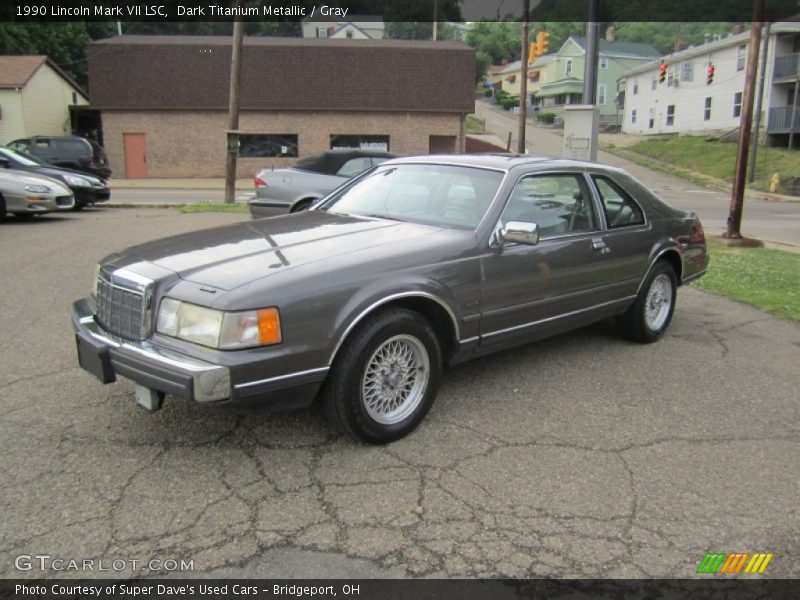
xmin=87 ymin=36 xmax=475 ymax=178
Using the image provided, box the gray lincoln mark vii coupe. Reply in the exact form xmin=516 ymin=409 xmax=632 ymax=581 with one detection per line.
xmin=72 ymin=155 xmax=708 ymax=444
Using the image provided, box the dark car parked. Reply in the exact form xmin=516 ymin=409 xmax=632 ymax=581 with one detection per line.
xmin=72 ymin=155 xmax=708 ymax=444
xmin=8 ymin=136 xmax=111 ymax=179
xmin=0 ymin=147 xmax=110 ymax=210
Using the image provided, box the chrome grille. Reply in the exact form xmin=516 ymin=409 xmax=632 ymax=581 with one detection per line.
xmin=95 ymin=269 xmax=153 ymax=341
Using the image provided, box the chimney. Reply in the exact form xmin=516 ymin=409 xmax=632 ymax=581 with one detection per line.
xmin=605 ymin=25 xmax=616 ymax=43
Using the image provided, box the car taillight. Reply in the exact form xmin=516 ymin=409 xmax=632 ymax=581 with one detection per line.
xmin=689 ymin=217 xmax=705 ymax=244
xmin=254 ymin=176 xmax=266 ymax=188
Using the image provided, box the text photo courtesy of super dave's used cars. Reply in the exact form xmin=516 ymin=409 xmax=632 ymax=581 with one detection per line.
xmin=72 ymin=155 xmax=707 ymax=444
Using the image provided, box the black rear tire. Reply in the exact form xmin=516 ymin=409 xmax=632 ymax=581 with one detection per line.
xmin=290 ymin=199 xmax=314 ymax=213
xmin=0 ymin=195 xmax=6 ymax=222
xmin=321 ymin=308 xmax=443 ymax=444
xmin=617 ymin=260 xmax=677 ymax=343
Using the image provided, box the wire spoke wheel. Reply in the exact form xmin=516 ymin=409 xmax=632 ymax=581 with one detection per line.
xmin=644 ymin=273 xmax=673 ymax=332
xmin=361 ymin=334 xmax=430 ymax=425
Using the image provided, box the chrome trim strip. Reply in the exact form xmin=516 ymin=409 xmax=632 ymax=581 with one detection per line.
xmin=681 ymin=269 xmax=707 ymax=284
xmin=636 ymin=246 xmax=681 ymax=294
xmin=459 ymin=335 xmax=479 ymax=345
xmin=482 ymin=296 xmax=637 ymax=340
xmin=235 ymin=367 xmax=330 ymax=390
xmin=328 ymin=291 xmax=461 ymax=366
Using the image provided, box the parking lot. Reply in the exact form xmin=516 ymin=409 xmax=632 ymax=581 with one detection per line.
xmin=1 ymin=206 xmax=798 ymax=579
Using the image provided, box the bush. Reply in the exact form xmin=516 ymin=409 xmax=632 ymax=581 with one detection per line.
xmin=495 ymin=89 xmax=509 ymax=102
xmin=499 ymin=97 xmax=519 ymax=110
xmin=484 ymin=89 xmax=493 ymax=97
xmin=537 ymin=112 xmax=556 ymax=124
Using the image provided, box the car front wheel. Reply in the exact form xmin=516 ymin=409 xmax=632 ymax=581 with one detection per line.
xmin=322 ymin=308 xmax=442 ymax=444
xmin=617 ymin=260 xmax=677 ymax=343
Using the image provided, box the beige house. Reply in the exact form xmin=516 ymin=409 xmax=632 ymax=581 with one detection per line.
xmin=0 ymin=55 xmax=88 ymax=145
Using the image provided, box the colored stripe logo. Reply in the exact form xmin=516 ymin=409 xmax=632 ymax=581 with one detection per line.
xmin=696 ymin=552 xmax=773 ymax=574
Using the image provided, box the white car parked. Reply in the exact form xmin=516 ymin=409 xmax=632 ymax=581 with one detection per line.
xmin=0 ymin=168 xmax=74 ymax=220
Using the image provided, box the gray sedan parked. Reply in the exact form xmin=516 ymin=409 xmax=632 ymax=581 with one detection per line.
xmin=248 ymin=149 xmax=397 ymax=218
xmin=72 ymin=155 xmax=707 ymax=444
xmin=0 ymin=168 xmax=74 ymax=220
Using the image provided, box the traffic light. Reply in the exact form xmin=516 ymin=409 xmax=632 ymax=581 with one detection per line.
xmin=658 ymin=62 xmax=667 ymax=84
xmin=529 ymin=42 xmax=538 ymax=64
xmin=706 ymin=64 xmax=715 ymax=85
xmin=536 ymin=30 xmax=549 ymax=56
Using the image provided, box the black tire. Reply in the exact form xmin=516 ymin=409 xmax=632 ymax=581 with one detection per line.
xmin=322 ymin=308 xmax=443 ymax=444
xmin=617 ymin=260 xmax=678 ymax=343
xmin=290 ymin=198 xmax=314 ymax=213
xmin=0 ymin=195 xmax=6 ymax=223
xmin=72 ymin=202 xmax=86 ymax=211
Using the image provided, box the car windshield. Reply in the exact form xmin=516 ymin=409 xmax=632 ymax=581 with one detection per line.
xmin=318 ymin=164 xmax=504 ymax=229
xmin=0 ymin=146 xmax=46 ymax=167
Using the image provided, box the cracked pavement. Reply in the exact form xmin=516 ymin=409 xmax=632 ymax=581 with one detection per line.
xmin=1 ymin=208 xmax=798 ymax=579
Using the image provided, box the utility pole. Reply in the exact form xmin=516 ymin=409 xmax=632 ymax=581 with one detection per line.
xmin=725 ymin=0 xmax=764 ymax=238
xmin=517 ymin=0 xmax=529 ymax=154
xmin=432 ymin=0 xmax=437 ymax=41
xmin=749 ymin=22 xmax=770 ymax=183
xmin=583 ymin=0 xmax=599 ymax=105
xmin=224 ymin=12 xmax=244 ymax=204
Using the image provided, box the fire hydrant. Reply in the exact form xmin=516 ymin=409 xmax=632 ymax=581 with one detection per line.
xmin=769 ymin=172 xmax=780 ymax=193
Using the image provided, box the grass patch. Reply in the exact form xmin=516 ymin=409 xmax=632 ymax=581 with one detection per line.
xmin=179 ymin=202 xmax=249 ymax=214
xmin=693 ymin=241 xmax=800 ymax=321
xmin=623 ymin=135 xmax=800 ymax=192
xmin=466 ymin=114 xmax=486 ymax=134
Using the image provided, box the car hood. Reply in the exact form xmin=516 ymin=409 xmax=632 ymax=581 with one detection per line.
xmin=34 ymin=165 xmax=105 ymax=185
xmin=0 ymin=168 xmax=71 ymax=193
xmin=112 ymin=211 xmax=443 ymax=291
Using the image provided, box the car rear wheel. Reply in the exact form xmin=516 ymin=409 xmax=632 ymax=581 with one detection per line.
xmin=321 ymin=308 xmax=442 ymax=444
xmin=0 ymin=195 xmax=6 ymax=222
xmin=617 ymin=260 xmax=677 ymax=343
xmin=290 ymin=198 xmax=314 ymax=213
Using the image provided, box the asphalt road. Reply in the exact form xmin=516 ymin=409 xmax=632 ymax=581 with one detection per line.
xmin=1 ymin=207 xmax=798 ymax=579
xmin=475 ymin=102 xmax=800 ymax=247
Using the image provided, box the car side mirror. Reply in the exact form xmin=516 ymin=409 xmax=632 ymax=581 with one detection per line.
xmin=501 ymin=221 xmax=539 ymax=246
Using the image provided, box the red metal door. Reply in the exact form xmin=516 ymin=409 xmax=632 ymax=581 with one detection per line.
xmin=123 ymin=133 xmax=148 ymax=178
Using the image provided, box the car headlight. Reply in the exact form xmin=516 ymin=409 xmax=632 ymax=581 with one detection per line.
xmin=65 ymin=175 xmax=91 ymax=187
xmin=156 ymin=298 xmax=281 ymax=349
xmin=24 ymin=184 xmax=50 ymax=193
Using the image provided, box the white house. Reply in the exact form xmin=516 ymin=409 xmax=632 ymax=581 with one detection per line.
xmin=618 ymin=23 xmax=800 ymax=146
xmin=301 ymin=15 xmax=385 ymax=40
xmin=0 ymin=55 xmax=88 ymax=145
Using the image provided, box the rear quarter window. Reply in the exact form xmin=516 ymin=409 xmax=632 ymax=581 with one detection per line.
xmin=57 ymin=139 xmax=91 ymax=157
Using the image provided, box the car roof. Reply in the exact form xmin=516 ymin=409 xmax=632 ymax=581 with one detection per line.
xmin=379 ymin=153 xmax=628 ymax=174
xmin=293 ymin=149 xmax=398 ymax=175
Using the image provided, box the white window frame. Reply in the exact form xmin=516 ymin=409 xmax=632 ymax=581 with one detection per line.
xmin=680 ymin=62 xmax=694 ymax=83
xmin=666 ymin=104 xmax=675 ymax=126
xmin=565 ymin=58 xmax=573 ymax=76
xmin=648 ymin=108 xmax=655 ymax=129
xmin=704 ymin=97 xmax=712 ymax=121
xmin=733 ymin=91 xmax=743 ymax=117
xmin=737 ymin=45 xmax=746 ymax=71
xmin=599 ymin=57 xmax=609 ymax=69
xmin=598 ymin=84 xmax=607 ymax=105
xmin=631 ymin=108 xmax=637 ymax=124
xmin=633 ymin=79 xmax=639 ymax=95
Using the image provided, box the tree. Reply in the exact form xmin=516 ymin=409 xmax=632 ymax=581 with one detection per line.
xmin=466 ymin=21 xmax=521 ymax=65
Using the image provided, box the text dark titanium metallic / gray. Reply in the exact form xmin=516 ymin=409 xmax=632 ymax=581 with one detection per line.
xmin=71 ymin=155 xmax=708 ymax=444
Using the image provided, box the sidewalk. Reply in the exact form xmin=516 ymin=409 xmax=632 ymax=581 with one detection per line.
xmin=109 ymin=178 xmax=253 ymax=190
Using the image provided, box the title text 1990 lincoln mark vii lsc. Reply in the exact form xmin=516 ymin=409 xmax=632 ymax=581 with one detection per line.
xmin=72 ymin=155 xmax=708 ymax=443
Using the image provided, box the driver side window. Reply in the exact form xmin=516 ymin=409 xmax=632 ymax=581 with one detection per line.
xmin=501 ymin=173 xmax=596 ymax=237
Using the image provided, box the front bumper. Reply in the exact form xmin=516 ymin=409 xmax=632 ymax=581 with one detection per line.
xmin=74 ymin=185 xmax=111 ymax=206
xmin=71 ymin=297 xmax=329 ymax=409
xmin=248 ymin=198 xmax=290 ymax=219
xmin=72 ymin=297 xmax=231 ymax=402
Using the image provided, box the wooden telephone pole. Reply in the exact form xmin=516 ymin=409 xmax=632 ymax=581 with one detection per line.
xmin=517 ymin=0 xmax=529 ymax=154
xmin=725 ymin=0 xmax=764 ymax=238
xmin=224 ymin=11 xmax=245 ymax=204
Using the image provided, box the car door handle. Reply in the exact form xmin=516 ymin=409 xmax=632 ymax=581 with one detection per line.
xmin=592 ymin=238 xmax=611 ymax=254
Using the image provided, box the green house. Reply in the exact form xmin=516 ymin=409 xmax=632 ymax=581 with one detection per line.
xmin=537 ymin=34 xmax=660 ymax=124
